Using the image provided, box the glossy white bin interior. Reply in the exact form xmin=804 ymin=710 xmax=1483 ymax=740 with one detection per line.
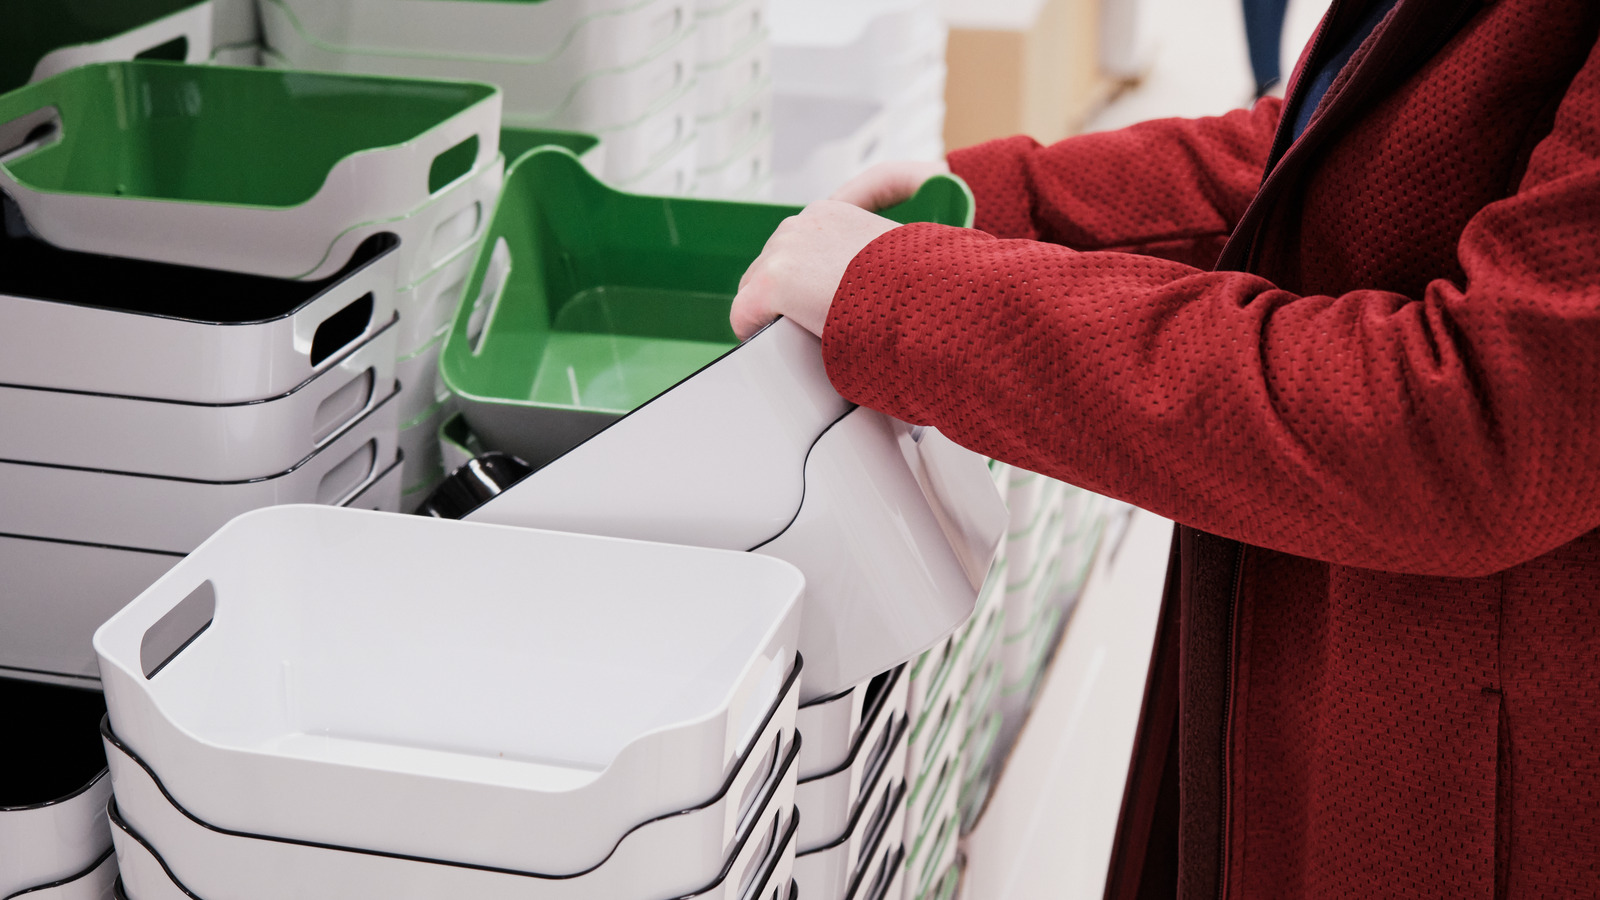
xmin=95 ymin=506 xmax=804 ymax=872
xmin=101 ymin=669 xmax=799 ymax=900
xmin=468 ymin=319 xmax=1008 ymax=702
xmin=0 ymin=231 xmax=398 ymax=404
xmin=0 ymin=680 xmax=112 ymax=898
xmin=0 ymin=318 xmax=396 ymax=481
xmin=0 ymin=390 xmax=399 ymax=554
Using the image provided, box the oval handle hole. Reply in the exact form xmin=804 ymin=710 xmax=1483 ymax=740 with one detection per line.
xmin=135 ymin=36 xmax=189 ymax=61
xmin=311 ymin=368 xmax=375 ymax=443
xmin=310 ymin=292 xmax=374 ymax=366
xmin=429 ymin=134 xmax=479 ymax=194
xmin=141 ymin=581 xmax=215 ymax=679
xmin=316 ymin=439 xmax=377 ymax=505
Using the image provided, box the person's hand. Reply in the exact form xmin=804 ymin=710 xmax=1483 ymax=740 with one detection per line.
xmin=829 ymin=160 xmax=950 ymax=212
xmin=731 ymin=200 xmax=900 ymax=340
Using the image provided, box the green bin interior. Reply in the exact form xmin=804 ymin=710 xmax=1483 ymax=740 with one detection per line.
xmin=0 ymin=61 xmax=496 ymax=208
xmin=441 ymin=147 xmax=973 ymax=462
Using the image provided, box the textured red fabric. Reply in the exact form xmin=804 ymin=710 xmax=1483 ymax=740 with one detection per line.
xmin=821 ymin=0 xmax=1600 ymax=896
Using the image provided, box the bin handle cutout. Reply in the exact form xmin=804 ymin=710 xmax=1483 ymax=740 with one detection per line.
xmin=428 ymin=135 xmax=479 ymax=195
xmin=0 ymin=107 xmax=62 ymax=164
xmin=737 ymin=814 xmax=780 ymax=898
xmin=140 ymin=581 xmax=215 ymax=679
xmin=467 ymin=237 xmax=513 ymax=354
xmin=311 ymin=368 xmax=375 ymax=444
xmin=317 ymin=439 xmax=378 ymax=505
xmin=134 ymin=36 xmax=189 ymax=62
xmin=309 ymin=292 xmax=374 ymax=367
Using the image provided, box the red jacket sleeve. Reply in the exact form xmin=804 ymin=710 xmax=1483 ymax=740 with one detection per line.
xmin=824 ymin=57 xmax=1600 ymax=579
xmin=946 ymin=98 xmax=1282 ymax=269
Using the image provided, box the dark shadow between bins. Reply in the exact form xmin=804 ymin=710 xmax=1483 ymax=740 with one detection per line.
xmin=0 ymin=677 xmax=107 ymax=809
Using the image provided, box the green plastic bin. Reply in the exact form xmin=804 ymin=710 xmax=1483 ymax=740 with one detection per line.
xmin=0 ymin=61 xmax=500 ymax=280
xmin=440 ymin=146 xmax=974 ymax=465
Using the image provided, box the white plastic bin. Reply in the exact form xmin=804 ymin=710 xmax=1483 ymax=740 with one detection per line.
xmin=698 ymin=0 xmax=766 ymax=69
xmin=0 ymin=320 xmax=396 ymax=481
xmin=0 ymin=64 xmax=501 ymax=282
xmin=769 ymin=0 xmax=943 ymax=102
xmin=395 ymin=244 xmax=476 ymax=356
xmin=793 ymin=727 xmax=907 ymax=897
xmin=261 ymin=0 xmax=691 ymax=67
xmin=109 ymin=740 xmax=802 ymax=900
xmin=0 ymin=233 xmax=398 ymax=404
xmin=261 ymin=4 xmax=696 ymax=139
xmin=0 ymin=392 xmax=399 ymax=554
xmin=796 ymin=672 xmax=908 ymax=851
xmin=8 ymin=849 xmax=117 ymax=900
xmin=95 ymin=506 xmax=805 ymax=873
xmin=793 ymin=779 xmax=905 ymax=900
xmin=101 ymin=669 xmax=799 ymax=900
xmin=0 ymin=680 xmax=112 ymax=898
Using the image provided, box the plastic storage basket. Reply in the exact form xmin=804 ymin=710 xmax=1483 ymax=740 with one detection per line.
xmin=0 ymin=0 xmax=210 ymax=94
xmin=0 ymin=62 xmax=500 ymax=280
xmin=94 ymin=505 xmax=804 ymax=872
xmin=440 ymin=146 xmax=972 ymax=465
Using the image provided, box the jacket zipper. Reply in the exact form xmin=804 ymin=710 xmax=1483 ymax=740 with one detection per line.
xmin=1217 ymin=544 xmax=1248 ymax=900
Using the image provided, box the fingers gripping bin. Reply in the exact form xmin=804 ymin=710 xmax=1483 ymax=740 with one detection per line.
xmin=0 ymin=680 xmax=114 ymax=900
xmin=101 ymin=665 xmax=801 ymax=900
xmin=446 ymin=148 xmax=1001 ymax=701
xmin=2 ymin=1 xmax=212 ymax=94
xmin=94 ymin=506 xmax=804 ymax=874
xmin=0 ymin=62 xmax=500 ymax=281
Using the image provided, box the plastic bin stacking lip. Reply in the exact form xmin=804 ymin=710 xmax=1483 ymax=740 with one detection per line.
xmin=262 ymin=0 xmax=691 ymax=68
xmin=770 ymin=0 xmax=944 ymax=101
xmin=697 ymin=0 xmax=766 ymax=71
xmin=792 ymin=718 xmax=908 ymax=895
xmin=0 ymin=681 xmax=112 ymax=899
xmin=795 ymin=671 xmax=908 ymax=852
xmin=796 ymin=664 xmax=904 ymax=784
xmin=3 ymin=849 xmax=116 ymax=900
xmin=106 ymin=731 xmax=804 ymax=900
xmin=792 ymin=777 xmax=905 ymax=900
xmin=261 ymin=0 xmax=693 ymax=135
xmin=0 ymin=389 xmax=399 ymax=555
xmin=0 ymin=61 xmax=500 ymax=281
xmin=0 ymin=0 xmax=210 ymax=94
xmin=0 ymin=316 xmax=396 ymax=482
xmin=0 ymin=232 xmax=398 ymax=404
xmin=500 ymin=126 xmax=606 ymax=176
xmin=93 ymin=505 xmax=804 ymax=873
xmin=98 ymin=661 xmax=800 ymax=900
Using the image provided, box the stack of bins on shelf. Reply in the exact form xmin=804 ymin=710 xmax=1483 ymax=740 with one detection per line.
xmin=951 ymin=463 xmax=1013 ymax=834
xmin=899 ymin=605 xmax=973 ymax=900
xmin=768 ymin=0 xmax=947 ymax=203
xmin=693 ymin=0 xmax=773 ymax=198
xmin=0 ymin=0 xmax=213 ymax=95
xmin=257 ymin=0 xmax=702 ymax=196
xmin=94 ymin=506 xmax=806 ymax=900
xmin=0 ymin=680 xmax=118 ymax=900
xmin=0 ymin=61 xmax=512 ymax=687
xmin=793 ymin=666 xmax=911 ymax=900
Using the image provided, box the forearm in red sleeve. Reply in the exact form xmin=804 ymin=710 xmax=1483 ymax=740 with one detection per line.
xmin=946 ymin=98 xmax=1282 ymax=268
xmin=826 ymin=83 xmax=1600 ymax=577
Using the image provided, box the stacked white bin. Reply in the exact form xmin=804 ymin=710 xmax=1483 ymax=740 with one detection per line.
xmin=95 ymin=507 xmax=806 ymax=900
xmin=0 ymin=680 xmax=118 ymax=900
xmin=769 ymin=0 xmax=947 ymax=203
xmin=793 ymin=666 xmax=911 ymax=900
xmin=693 ymin=0 xmax=774 ymax=198
xmin=259 ymin=0 xmax=701 ymax=196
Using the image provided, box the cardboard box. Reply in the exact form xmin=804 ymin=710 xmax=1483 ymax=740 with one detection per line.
xmin=942 ymin=0 xmax=1114 ymax=151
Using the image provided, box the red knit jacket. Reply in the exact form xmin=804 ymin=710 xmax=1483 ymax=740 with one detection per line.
xmin=821 ymin=0 xmax=1600 ymax=896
